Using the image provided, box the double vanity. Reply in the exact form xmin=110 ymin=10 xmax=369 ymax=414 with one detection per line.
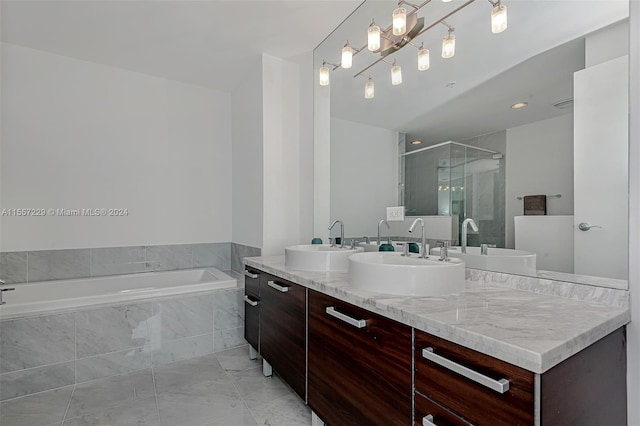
xmin=243 ymin=245 xmax=629 ymax=425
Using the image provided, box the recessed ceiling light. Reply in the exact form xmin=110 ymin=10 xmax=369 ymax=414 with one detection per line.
xmin=511 ymin=102 xmax=528 ymax=109
xmin=411 ymin=140 xmax=422 ymax=145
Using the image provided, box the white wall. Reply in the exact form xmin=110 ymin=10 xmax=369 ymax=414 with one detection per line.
xmin=585 ymin=20 xmax=629 ymax=67
xmin=330 ymin=118 xmax=398 ymax=239
xmin=296 ymin=52 xmax=315 ymax=246
xmin=505 ymin=114 xmax=574 ymax=249
xmin=1 ymin=43 xmax=232 ymax=251
xmin=261 ymin=54 xmax=301 ymax=256
xmin=627 ymin=1 xmax=639 ymax=422
xmin=231 ymin=58 xmax=264 ymax=249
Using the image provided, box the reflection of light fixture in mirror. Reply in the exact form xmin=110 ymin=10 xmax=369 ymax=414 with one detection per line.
xmin=417 ymin=44 xmax=430 ymax=71
xmin=393 ymin=6 xmax=407 ymax=35
xmin=490 ymin=1 xmax=508 ymax=33
xmin=341 ymin=42 xmax=353 ymax=69
xmin=368 ymin=20 xmax=381 ymax=51
xmin=511 ymin=102 xmax=528 ymax=109
xmin=411 ymin=140 xmax=422 ymax=145
xmin=442 ymin=28 xmax=456 ymax=58
xmin=391 ymin=61 xmax=402 ymax=85
xmin=319 ymin=62 xmax=330 ymax=86
xmin=365 ymin=77 xmax=375 ymax=99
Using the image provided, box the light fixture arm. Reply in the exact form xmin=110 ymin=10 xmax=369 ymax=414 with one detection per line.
xmin=487 ymin=0 xmax=500 ymax=7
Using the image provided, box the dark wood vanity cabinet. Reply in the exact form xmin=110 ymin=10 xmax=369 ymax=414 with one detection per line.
xmin=259 ymin=273 xmax=307 ymax=400
xmin=307 ymin=290 xmax=412 ymax=426
xmin=243 ymin=267 xmax=261 ymax=351
xmin=414 ymin=328 xmax=627 ymax=426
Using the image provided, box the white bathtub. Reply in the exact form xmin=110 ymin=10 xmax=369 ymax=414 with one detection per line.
xmin=0 ymin=268 xmax=237 ymax=319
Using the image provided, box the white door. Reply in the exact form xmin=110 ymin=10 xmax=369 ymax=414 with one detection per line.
xmin=573 ymin=55 xmax=628 ymax=280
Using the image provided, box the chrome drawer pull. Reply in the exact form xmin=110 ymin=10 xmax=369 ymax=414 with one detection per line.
xmin=325 ymin=307 xmax=366 ymax=328
xmin=244 ymin=295 xmax=258 ymax=307
xmin=267 ymin=280 xmax=289 ymax=293
xmin=422 ymin=347 xmax=510 ymax=394
xmin=422 ymin=415 xmax=436 ymax=426
xmin=244 ymin=270 xmax=258 ymax=279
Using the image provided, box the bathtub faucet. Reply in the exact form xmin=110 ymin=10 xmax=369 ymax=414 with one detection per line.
xmin=461 ymin=218 xmax=479 ymax=254
xmin=328 ymin=220 xmax=344 ymax=249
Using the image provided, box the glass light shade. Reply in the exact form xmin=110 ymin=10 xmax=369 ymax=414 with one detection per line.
xmin=391 ymin=64 xmax=402 ymax=85
xmin=491 ymin=4 xmax=508 ymax=33
xmin=442 ymin=34 xmax=456 ymax=58
xmin=365 ymin=78 xmax=375 ymax=99
xmin=368 ymin=24 xmax=381 ymax=51
xmin=417 ymin=47 xmax=430 ymax=71
xmin=319 ymin=65 xmax=330 ymax=86
xmin=392 ymin=7 xmax=407 ymax=36
xmin=442 ymin=0 xmax=452 ymax=2
xmin=341 ymin=45 xmax=353 ymax=69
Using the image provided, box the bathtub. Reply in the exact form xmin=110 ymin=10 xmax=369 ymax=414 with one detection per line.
xmin=0 ymin=268 xmax=237 ymax=319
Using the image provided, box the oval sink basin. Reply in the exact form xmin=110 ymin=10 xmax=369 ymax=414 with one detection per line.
xmin=348 ymin=252 xmax=465 ymax=297
xmin=358 ymin=241 xmax=406 ymax=252
xmin=285 ymin=244 xmax=363 ymax=272
xmin=430 ymin=246 xmax=536 ymax=276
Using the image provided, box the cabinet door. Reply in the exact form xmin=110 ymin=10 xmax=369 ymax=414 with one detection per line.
xmin=308 ymin=290 xmax=412 ymax=425
xmin=260 ymin=274 xmax=306 ymax=400
xmin=415 ymin=393 xmax=471 ymax=426
xmin=243 ymin=291 xmax=259 ymax=350
xmin=415 ymin=330 xmax=534 ymax=426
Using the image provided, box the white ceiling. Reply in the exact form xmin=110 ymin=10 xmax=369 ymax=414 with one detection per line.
xmin=1 ymin=0 xmax=362 ymax=92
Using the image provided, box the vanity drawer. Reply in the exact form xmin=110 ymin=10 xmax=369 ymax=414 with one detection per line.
xmin=243 ymin=267 xmax=261 ymax=295
xmin=415 ymin=330 xmax=534 ymax=426
xmin=415 ymin=393 xmax=471 ymax=426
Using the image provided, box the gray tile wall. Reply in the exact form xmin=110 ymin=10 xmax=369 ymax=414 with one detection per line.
xmin=0 ymin=288 xmax=245 ymax=401
xmin=0 ymin=242 xmax=238 ymax=284
xmin=231 ymin=243 xmax=261 ymax=273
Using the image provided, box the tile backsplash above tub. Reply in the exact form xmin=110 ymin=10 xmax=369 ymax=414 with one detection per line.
xmin=0 ymin=242 xmax=260 ymax=284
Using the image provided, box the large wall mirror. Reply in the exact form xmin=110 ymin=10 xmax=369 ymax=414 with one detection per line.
xmin=313 ymin=0 xmax=630 ymax=289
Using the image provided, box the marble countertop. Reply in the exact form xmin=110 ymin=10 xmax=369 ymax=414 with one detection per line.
xmin=244 ymin=256 xmax=630 ymax=374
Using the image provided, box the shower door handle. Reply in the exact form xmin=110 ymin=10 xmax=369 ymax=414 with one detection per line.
xmin=578 ymin=222 xmax=602 ymax=232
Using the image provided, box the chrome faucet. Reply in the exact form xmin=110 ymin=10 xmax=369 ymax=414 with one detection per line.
xmin=328 ymin=220 xmax=345 ymax=249
xmin=409 ymin=218 xmax=428 ymax=259
xmin=461 ymin=218 xmax=479 ymax=254
xmin=377 ymin=219 xmax=390 ymax=245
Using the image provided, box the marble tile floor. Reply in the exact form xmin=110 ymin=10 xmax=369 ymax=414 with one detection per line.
xmin=0 ymin=345 xmax=312 ymax=426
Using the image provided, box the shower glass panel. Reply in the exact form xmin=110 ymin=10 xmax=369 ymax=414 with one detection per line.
xmin=402 ymin=141 xmax=505 ymax=247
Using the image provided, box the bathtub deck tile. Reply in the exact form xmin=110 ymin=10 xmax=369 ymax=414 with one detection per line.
xmin=0 ymin=251 xmax=28 ymax=284
xmin=0 ymin=313 xmax=76 ymax=373
xmin=75 ymin=346 xmax=153 ymax=383
xmin=27 ymin=249 xmax=91 ymax=282
xmin=65 ymin=369 xmax=155 ymax=419
xmin=151 ymin=294 xmax=214 ymax=342
xmin=90 ymin=246 xmax=147 ymax=277
xmin=74 ymin=303 xmax=153 ymax=358
xmin=151 ymin=333 xmax=214 ymax=367
xmin=213 ymin=326 xmax=246 ymax=353
xmin=0 ymin=385 xmax=74 ymax=426
xmin=0 ymin=361 xmax=76 ymax=401
xmin=62 ymin=395 xmax=159 ymax=426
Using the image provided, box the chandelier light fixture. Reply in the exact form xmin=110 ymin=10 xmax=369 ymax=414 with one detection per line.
xmin=319 ymin=0 xmax=508 ymax=98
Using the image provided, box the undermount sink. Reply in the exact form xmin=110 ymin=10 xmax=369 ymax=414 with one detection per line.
xmin=285 ymin=244 xmax=363 ymax=272
xmin=348 ymin=252 xmax=465 ymax=297
xmin=430 ymin=246 xmax=536 ymax=276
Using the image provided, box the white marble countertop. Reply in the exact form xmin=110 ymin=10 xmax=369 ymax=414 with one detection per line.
xmin=244 ymin=256 xmax=630 ymax=374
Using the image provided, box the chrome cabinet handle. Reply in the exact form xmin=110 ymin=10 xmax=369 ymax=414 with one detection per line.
xmin=422 ymin=347 xmax=510 ymax=394
xmin=244 ymin=270 xmax=258 ymax=279
xmin=244 ymin=295 xmax=258 ymax=307
xmin=578 ymin=222 xmax=603 ymax=231
xmin=0 ymin=287 xmax=15 ymax=305
xmin=267 ymin=280 xmax=289 ymax=293
xmin=325 ymin=307 xmax=366 ymax=328
xmin=422 ymin=415 xmax=436 ymax=426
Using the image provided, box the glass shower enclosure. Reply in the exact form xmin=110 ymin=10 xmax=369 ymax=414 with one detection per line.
xmin=401 ymin=141 xmax=505 ymax=247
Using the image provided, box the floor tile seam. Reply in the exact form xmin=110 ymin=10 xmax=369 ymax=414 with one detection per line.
xmin=61 ymin=383 xmax=75 ymax=423
xmin=1 ymin=357 xmax=76 ymax=376
xmin=63 ymin=392 xmax=158 ymax=423
xmin=226 ymin=366 xmax=262 ymax=426
xmin=0 ymin=383 xmax=75 ymax=404
xmin=151 ymin=366 xmax=163 ymax=426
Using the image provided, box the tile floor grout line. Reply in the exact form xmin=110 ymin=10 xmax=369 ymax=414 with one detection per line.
xmin=61 ymin=384 xmax=76 ymax=423
xmin=151 ymin=366 xmax=163 ymax=426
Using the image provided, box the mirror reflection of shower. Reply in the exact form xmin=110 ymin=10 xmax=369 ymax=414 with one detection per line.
xmin=402 ymin=141 xmax=505 ymax=247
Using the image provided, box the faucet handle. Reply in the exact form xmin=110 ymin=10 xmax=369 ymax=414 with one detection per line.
xmin=438 ymin=240 xmax=449 ymax=248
